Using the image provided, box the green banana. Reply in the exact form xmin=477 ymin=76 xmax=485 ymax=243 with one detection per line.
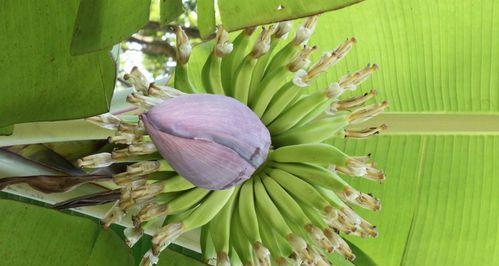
xmin=250 ymin=65 xmax=293 ymax=116
xmin=293 ymin=97 xmax=333 ymax=128
xmin=260 ymin=81 xmax=303 ymax=124
xmin=201 ymin=27 xmax=232 ymax=95
xmin=229 ymin=248 xmax=243 ymax=266
xmin=233 ymin=27 xmax=273 ymax=104
xmin=299 ymin=200 xmax=329 ymax=230
xmin=257 ymin=211 xmax=289 ymax=266
xmin=261 ymin=173 xmax=311 ymax=226
xmin=174 ymin=64 xmax=196 ymax=93
xmin=151 ymin=188 xmax=235 ymax=255
xmin=265 ymin=167 xmax=332 ymax=214
xmin=182 ymin=188 xmax=235 ymax=229
xmin=238 ymin=178 xmax=270 ymax=265
xmin=230 ymin=203 xmax=255 ymax=266
xmin=267 ymin=88 xmax=335 ymax=135
xmin=132 ymin=187 xmax=210 ymax=226
xmin=238 ymin=178 xmax=261 ymax=242
xmin=271 ymin=162 xmax=349 ymax=192
xmin=271 ymin=143 xmax=350 ymax=166
xmin=161 ymin=175 xmax=196 ymax=193
xmin=209 ymin=185 xmax=240 ymax=264
xmin=248 ymin=22 xmax=294 ymax=105
xmin=232 ymin=54 xmax=258 ymax=104
xmin=200 ymin=225 xmax=217 ymax=264
xmin=253 ymin=174 xmax=309 ymax=260
xmin=271 ymin=115 xmax=349 ymax=147
xmin=166 ymin=187 xmax=211 ymax=214
xmin=261 ymin=174 xmax=334 ymax=254
xmin=221 ymin=27 xmax=256 ymax=95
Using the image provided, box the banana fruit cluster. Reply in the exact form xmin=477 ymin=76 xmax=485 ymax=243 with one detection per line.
xmin=83 ymin=15 xmax=388 ymax=266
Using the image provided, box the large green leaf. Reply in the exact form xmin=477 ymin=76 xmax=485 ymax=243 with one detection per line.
xmin=330 ymin=135 xmax=499 ymax=266
xmin=160 ymin=0 xmax=184 ymax=24
xmin=0 ymin=0 xmax=116 ymax=128
xmin=0 ymin=199 xmax=134 ymax=266
xmin=308 ymin=0 xmax=499 ymax=113
xmin=70 ymin=0 xmax=151 ymax=54
xmin=218 ymin=0 xmax=364 ymax=31
xmin=197 ymin=0 xmax=217 ymax=39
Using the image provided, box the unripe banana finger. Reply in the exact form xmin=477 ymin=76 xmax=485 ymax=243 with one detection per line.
xmin=251 ymin=67 xmax=293 ymax=117
xmin=261 ymin=173 xmax=311 ymax=226
xmin=210 ymin=186 xmax=240 ymax=260
xmin=200 ymin=225 xmax=217 ymax=264
xmin=265 ymin=168 xmax=332 ymax=213
xmin=174 ymin=64 xmax=196 ymax=93
xmin=271 ymin=116 xmax=349 ymax=147
xmin=261 ymin=82 xmax=302 ymax=124
xmin=268 ymin=89 xmax=333 ymax=135
xmin=230 ymin=203 xmax=255 ymax=265
xmin=271 ymin=143 xmax=349 ymax=166
xmin=271 ymin=162 xmax=349 ymax=193
xmin=221 ymin=28 xmax=255 ymax=94
xmin=232 ymin=55 xmax=258 ymax=104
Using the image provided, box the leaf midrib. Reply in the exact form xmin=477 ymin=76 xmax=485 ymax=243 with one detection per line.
xmin=354 ymin=113 xmax=499 ymax=134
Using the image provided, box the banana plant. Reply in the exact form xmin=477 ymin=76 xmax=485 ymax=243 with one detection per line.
xmin=1 ymin=0 xmax=498 ymax=266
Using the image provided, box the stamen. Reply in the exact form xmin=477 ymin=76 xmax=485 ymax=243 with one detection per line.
xmin=140 ymin=250 xmax=159 ymax=266
xmin=324 ymin=229 xmax=355 ymax=261
xmin=251 ymin=27 xmax=273 ymax=58
xmin=243 ymin=26 xmax=257 ymax=36
xmin=293 ymin=15 xmax=319 ymax=46
xmin=253 ymin=241 xmax=271 ymax=265
xmin=275 ymin=257 xmax=289 ymax=266
xmin=336 ymin=89 xmax=377 ymax=110
xmin=148 ymin=83 xmax=185 ymax=99
xmin=127 ymin=161 xmax=161 ymax=175
xmin=338 ymin=63 xmax=378 ymax=91
xmin=345 ymin=124 xmax=388 ymax=138
xmin=108 ymin=132 xmax=143 ymax=145
xmin=325 ymin=82 xmax=344 ymax=99
xmin=341 ymin=187 xmax=381 ymax=211
xmin=126 ymin=93 xmax=163 ymax=109
xmin=112 ymin=143 xmax=158 ymax=159
xmin=216 ymin=252 xmax=231 ymax=266
xmin=288 ymin=45 xmax=318 ymax=72
xmin=285 ymin=233 xmax=310 ymax=260
xmin=152 ymin=222 xmax=185 ymax=255
xmin=101 ymin=201 xmax=124 ymax=228
xmin=77 ymin=153 xmax=114 ymax=168
xmin=365 ymin=165 xmax=386 ymax=181
xmin=359 ymin=219 xmax=378 ymax=238
xmin=124 ymin=67 xmax=149 ymax=94
xmin=175 ymin=26 xmax=191 ymax=65
xmin=305 ymin=224 xmax=334 ymax=253
xmin=133 ymin=202 xmax=169 ymax=227
xmin=348 ymin=100 xmax=389 ymax=124
xmin=292 ymin=69 xmax=309 ymax=87
xmin=86 ymin=113 xmax=121 ymax=130
xmin=130 ymin=182 xmax=165 ymax=203
xmin=124 ymin=226 xmax=144 ymax=247
xmin=305 ymin=37 xmax=356 ymax=80
xmin=273 ymin=21 xmax=292 ymax=39
xmin=214 ymin=26 xmax=233 ymax=57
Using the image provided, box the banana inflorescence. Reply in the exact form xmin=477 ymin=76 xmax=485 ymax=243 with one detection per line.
xmin=84 ymin=15 xmax=389 ymax=266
